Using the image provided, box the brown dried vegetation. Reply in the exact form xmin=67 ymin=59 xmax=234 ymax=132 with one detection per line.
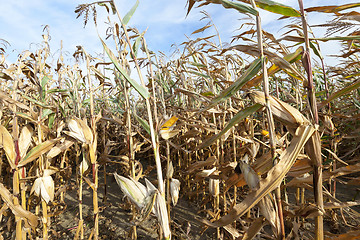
xmin=0 ymin=0 xmax=360 ymax=239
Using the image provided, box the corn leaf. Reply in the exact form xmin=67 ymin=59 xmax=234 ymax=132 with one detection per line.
xmin=18 ymin=139 xmax=59 ymax=167
xmin=253 ymin=0 xmax=300 ymax=17
xmin=0 ymin=91 xmax=29 ymax=111
xmin=0 ymin=183 xmax=38 ymax=228
xmin=100 ymin=37 xmax=150 ymax=99
xmin=305 ymin=3 xmax=360 ymax=13
xmin=0 ymin=125 xmax=15 ymax=169
xmin=221 ymin=0 xmax=258 ymax=16
xmin=200 ymin=125 xmax=315 ymax=227
xmin=123 ymin=0 xmax=139 ymax=25
xmin=318 ymin=79 xmax=360 ymax=109
xmin=198 ymin=104 xmax=262 ymax=149
xmin=245 ymin=46 xmax=304 ymax=88
xmin=201 ymin=57 xmax=262 ymax=112
xmin=18 ymin=125 xmax=33 ymax=159
xmin=133 ymin=108 xmax=151 ymax=135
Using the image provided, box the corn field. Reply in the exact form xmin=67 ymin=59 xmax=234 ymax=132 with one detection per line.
xmin=1 ymin=0 xmax=360 ymax=239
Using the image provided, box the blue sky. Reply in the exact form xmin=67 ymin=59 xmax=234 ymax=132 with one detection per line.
xmin=1 ymin=0 xmax=358 ymax=65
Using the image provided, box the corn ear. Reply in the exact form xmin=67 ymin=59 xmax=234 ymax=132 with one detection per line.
xmin=30 ymin=175 xmax=55 ymax=204
xmin=153 ymin=191 xmax=171 ymax=239
xmin=114 ymin=172 xmax=148 ymax=209
xmin=170 ymin=178 xmax=180 ymax=206
xmin=238 ymin=155 xmax=260 ymax=191
xmin=209 ymin=178 xmax=219 ymax=197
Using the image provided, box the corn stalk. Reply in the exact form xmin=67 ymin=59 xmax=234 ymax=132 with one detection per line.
xmin=298 ymin=1 xmax=324 ymax=239
xmin=249 ymin=0 xmax=285 ymax=238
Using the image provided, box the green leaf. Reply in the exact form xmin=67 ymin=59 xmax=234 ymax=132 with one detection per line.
xmin=123 ymin=0 xmax=139 ymax=25
xmin=48 ymin=113 xmax=55 ymax=129
xmin=41 ymin=76 xmax=50 ymax=89
xmin=22 ymin=95 xmax=53 ymax=109
xmin=99 ymin=37 xmax=150 ymax=99
xmin=198 ymin=104 xmax=262 ymax=149
xmin=42 ymin=109 xmax=53 ymax=119
xmin=188 ymin=70 xmax=210 ymax=79
xmin=133 ymin=108 xmax=151 ymax=135
xmin=47 ymin=88 xmax=68 ymax=94
xmin=319 ymin=79 xmax=360 ymax=109
xmin=221 ymin=0 xmax=258 ymax=16
xmin=132 ymin=31 xmax=145 ymax=59
xmin=41 ymin=76 xmax=50 ymax=100
xmin=202 ymin=57 xmax=262 ymax=112
xmin=253 ymin=0 xmax=300 ymax=17
xmin=314 ymin=36 xmax=360 ymax=42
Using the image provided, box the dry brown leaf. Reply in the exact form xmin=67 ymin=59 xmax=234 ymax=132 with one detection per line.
xmin=323 ymin=200 xmax=360 ymax=209
xmin=200 ymin=124 xmax=315 ymax=227
xmin=288 ymin=161 xmax=360 ymax=187
xmin=258 ymin=194 xmax=280 ymax=237
xmin=288 ymin=156 xmax=312 ymax=177
xmin=325 ymin=230 xmax=360 ymax=240
xmin=242 ymin=217 xmax=265 ymax=240
xmin=18 ymin=124 xmax=33 ymax=159
xmin=46 ymin=140 xmax=74 ymax=159
xmin=249 ymin=90 xmax=309 ymax=132
xmin=0 ymin=183 xmax=38 ymax=228
xmin=0 ymin=91 xmax=30 ymax=111
xmin=0 ymin=125 xmax=15 ymax=169
xmin=186 ymin=156 xmax=217 ymax=174
xmin=223 ymin=224 xmax=241 ymax=239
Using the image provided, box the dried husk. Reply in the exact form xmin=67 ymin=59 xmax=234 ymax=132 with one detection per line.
xmin=170 ymin=178 xmax=180 ymax=205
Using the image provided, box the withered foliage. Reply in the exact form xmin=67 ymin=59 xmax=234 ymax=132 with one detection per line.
xmin=0 ymin=1 xmax=360 ymax=239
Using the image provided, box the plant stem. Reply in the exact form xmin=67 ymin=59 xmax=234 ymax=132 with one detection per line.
xmin=298 ymin=1 xmax=324 ymax=239
xmin=112 ymin=0 xmax=165 ymax=195
xmin=249 ymin=0 xmax=285 ymax=238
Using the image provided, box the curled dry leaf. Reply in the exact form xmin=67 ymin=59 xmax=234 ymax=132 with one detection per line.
xmin=0 ymin=183 xmax=38 ymax=229
xmin=46 ymin=139 xmax=74 ymax=159
xmin=18 ymin=124 xmax=33 ymax=159
xmin=258 ymin=194 xmax=280 ymax=237
xmin=200 ymin=124 xmax=315 ymax=228
xmin=186 ymin=156 xmax=217 ymax=174
xmin=196 ymin=167 xmax=217 ymax=178
xmin=242 ymin=217 xmax=265 ymax=240
xmin=249 ymin=90 xmax=309 ymax=132
xmin=0 ymin=125 xmax=15 ymax=169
